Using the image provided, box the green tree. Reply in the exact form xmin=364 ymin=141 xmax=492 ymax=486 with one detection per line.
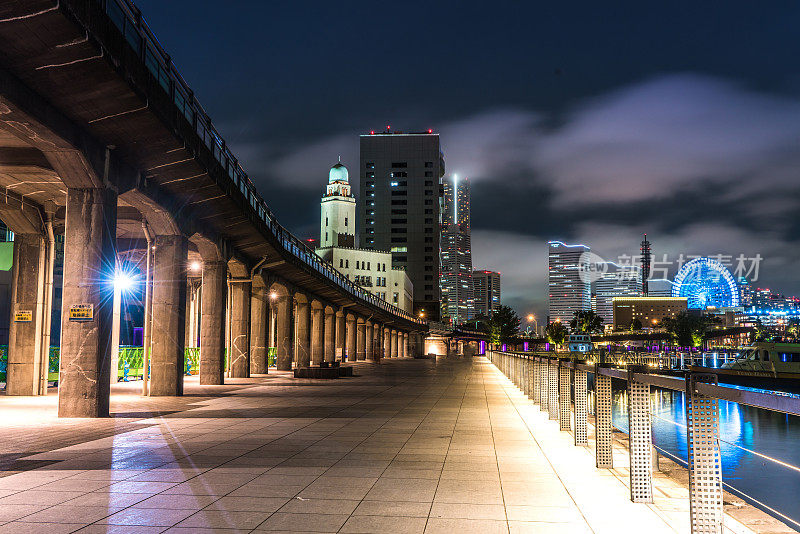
xmin=786 ymin=318 xmax=800 ymax=342
xmin=570 ymin=310 xmax=604 ymax=334
xmin=661 ymin=312 xmax=720 ymax=348
xmin=487 ymin=305 xmax=521 ymax=344
xmin=545 ymin=321 xmax=568 ymax=345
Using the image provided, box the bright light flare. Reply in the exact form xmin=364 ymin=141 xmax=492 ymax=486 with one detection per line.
xmin=113 ymin=271 xmax=136 ymax=292
xmin=190 ymin=261 xmax=202 ymax=272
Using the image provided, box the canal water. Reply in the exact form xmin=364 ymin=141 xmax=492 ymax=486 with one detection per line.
xmin=609 ymin=384 xmax=800 ymax=527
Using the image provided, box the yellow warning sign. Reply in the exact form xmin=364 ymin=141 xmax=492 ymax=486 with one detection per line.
xmin=13 ymin=310 xmax=32 ymax=322
xmin=69 ymin=304 xmax=94 ymax=321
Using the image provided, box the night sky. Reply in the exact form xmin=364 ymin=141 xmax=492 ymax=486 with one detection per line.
xmin=136 ymin=0 xmax=800 ymax=318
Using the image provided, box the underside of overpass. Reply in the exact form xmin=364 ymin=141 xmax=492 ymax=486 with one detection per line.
xmin=0 ymin=0 xmax=427 ymax=417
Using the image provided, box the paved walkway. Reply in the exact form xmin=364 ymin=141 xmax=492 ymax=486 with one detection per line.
xmin=0 ymin=357 xmax=745 ymax=533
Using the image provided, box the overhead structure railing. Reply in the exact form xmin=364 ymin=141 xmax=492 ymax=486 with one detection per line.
xmin=486 ymin=350 xmax=800 ymax=534
xmin=92 ymin=0 xmax=423 ymax=325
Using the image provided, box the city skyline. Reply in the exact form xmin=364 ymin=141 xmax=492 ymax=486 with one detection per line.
xmin=133 ymin=0 xmax=800 ymax=320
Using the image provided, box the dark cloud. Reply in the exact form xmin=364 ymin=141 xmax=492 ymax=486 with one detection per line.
xmin=129 ymin=0 xmax=800 ymax=319
xmin=244 ymin=74 xmax=800 ymax=318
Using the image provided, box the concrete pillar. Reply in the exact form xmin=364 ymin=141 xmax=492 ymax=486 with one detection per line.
xmin=323 ymin=308 xmax=335 ymax=362
xmin=365 ymin=321 xmax=375 ymax=361
xmin=391 ymin=330 xmax=398 ymax=358
xmin=311 ymin=304 xmax=324 ymax=365
xmin=58 ymin=187 xmax=117 ymax=417
xmin=274 ymin=294 xmax=292 ymax=370
xmin=345 ymin=315 xmax=356 ymax=361
xmin=250 ymin=283 xmax=269 ymax=374
xmin=403 ymin=332 xmax=409 ymax=358
xmin=229 ymin=280 xmax=250 ymax=378
xmin=335 ymin=311 xmax=346 ymax=361
xmin=384 ymin=327 xmax=391 ymax=359
xmin=150 ymin=235 xmax=188 ymax=396
xmin=200 ymin=261 xmax=226 ymax=385
xmin=7 ymin=233 xmax=46 ymax=396
xmin=295 ymin=299 xmax=310 ymax=367
xmin=356 ymin=319 xmax=366 ymax=361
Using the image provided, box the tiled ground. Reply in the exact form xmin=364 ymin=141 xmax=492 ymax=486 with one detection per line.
xmin=0 ymin=357 xmax=752 ymax=533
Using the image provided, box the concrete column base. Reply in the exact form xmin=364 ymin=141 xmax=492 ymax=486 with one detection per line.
xmin=250 ymin=282 xmax=269 ymax=374
xmin=7 ymin=233 xmax=46 ymax=396
xmin=229 ymin=280 xmax=250 ymax=378
xmin=200 ymin=260 xmax=226 ymax=385
xmin=58 ymin=187 xmax=117 ymax=417
xmin=275 ymin=295 xmax=292 ymax=371
xmin=323 ymin=308 xmax=335 ymax=363
xmin=150 ymin=234 xmax=188 ymax=396
xmin=311 ymin=305 xmax=324 ymax=366
xmin=295 ymin=301 xmax=310 ymax=367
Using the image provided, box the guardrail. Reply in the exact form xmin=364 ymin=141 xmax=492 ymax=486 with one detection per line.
xmin=486 ymin=350 xmax=800 ymax=534
xmin=90 ymin=0 xmax=423 ymax=326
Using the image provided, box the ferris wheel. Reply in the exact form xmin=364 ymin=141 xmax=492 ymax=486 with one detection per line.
xmin=672 ymin=257 xmax=740 ymax=309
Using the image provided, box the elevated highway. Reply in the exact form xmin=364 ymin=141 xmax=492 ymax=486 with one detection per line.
xmin=0 ymin=0 xmax=426 ymax=416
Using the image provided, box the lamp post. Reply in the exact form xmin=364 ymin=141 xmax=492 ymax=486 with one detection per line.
xmin=527 ymin=314 xmax=538 ymax=336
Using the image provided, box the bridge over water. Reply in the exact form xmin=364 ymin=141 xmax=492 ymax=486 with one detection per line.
xmin=0 ymin=0 xmax=427 ymax=417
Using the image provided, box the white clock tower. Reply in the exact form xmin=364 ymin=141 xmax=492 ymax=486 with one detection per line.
xmin=320 ymin=157 xmax=356 ymax=248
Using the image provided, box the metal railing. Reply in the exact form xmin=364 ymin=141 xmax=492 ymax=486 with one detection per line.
xmin=91 ymin=0 xmax=423 ymax=326
xmin=486 ymin=350 xmax=800 ymax=534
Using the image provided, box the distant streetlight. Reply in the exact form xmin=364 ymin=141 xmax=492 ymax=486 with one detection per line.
xmin=526 ymin=314 xmax=538 ymax=336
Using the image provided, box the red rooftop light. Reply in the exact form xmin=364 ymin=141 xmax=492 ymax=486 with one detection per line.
xmin=370 ymin=130 xmax=375 ymax=134
xmin=428 ymin=129 xmax=433 ymax=133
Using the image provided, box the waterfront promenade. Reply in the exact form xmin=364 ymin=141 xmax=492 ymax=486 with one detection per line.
xmin=0 ymin=357 xmax=752 ymax=533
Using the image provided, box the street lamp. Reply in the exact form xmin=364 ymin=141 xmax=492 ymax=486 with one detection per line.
xmin=526 ymin=314 xmax=538 ymax=336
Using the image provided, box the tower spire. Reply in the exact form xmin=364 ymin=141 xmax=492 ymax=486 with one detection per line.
xmin=640 ymin=233 xmax=651 ymax=296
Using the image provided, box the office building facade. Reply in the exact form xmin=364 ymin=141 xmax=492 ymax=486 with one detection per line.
xmin=359 ymin=130 xmax=445 ymax=320
xmin=473 ymin=270 xmax=501 ymax=317
xmin=612 ymin=296 xmax=688 ymax=330
xmin=547 ymin=241 xmax=590 ymax=324
xmin=593 ymin=268 xmax=641 ymax=324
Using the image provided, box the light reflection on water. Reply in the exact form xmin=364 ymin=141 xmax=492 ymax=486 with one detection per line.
xmin=608 ymin=384 xmax=800 ymax=524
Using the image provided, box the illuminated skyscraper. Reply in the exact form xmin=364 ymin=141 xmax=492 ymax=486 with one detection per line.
xmin=440 ymin=174 xmax=473 ymax=324
xmin=473 ymin=270 xmax=501 ymax=317
xmin=547 ymin=241 xmax=590 ymax=324
xmin=594 ymin=268 xmax=641 ymax=324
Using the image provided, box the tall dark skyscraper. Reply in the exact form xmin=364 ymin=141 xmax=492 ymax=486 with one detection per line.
xmin=359 ymin=130 xmax=445 ymax=320
xmin=440 ymin=174 xmax=474 ymax=324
